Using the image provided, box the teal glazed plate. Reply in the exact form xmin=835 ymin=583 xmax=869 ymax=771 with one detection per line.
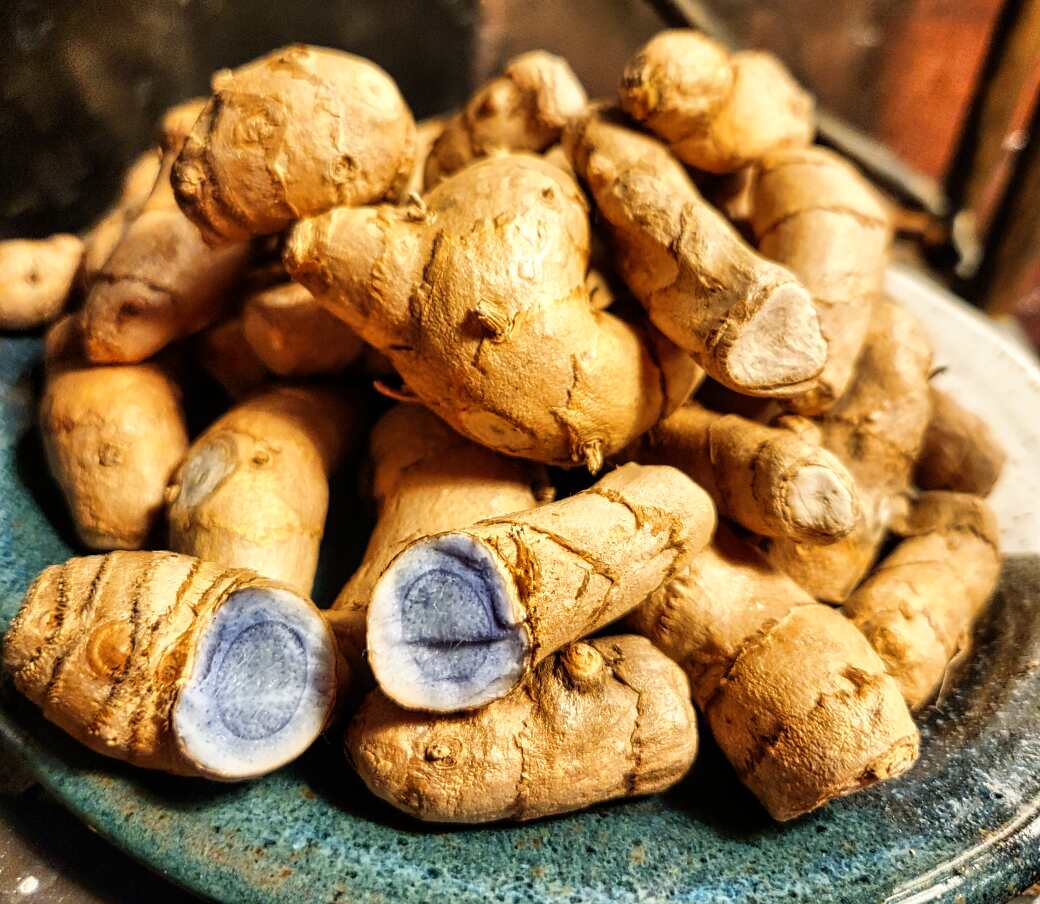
xmin=2 ymin=264 xmax=1040 ymax=904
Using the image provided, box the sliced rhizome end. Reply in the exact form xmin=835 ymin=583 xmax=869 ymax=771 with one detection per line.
xmin=173 ymin=585 xmax=339 ymax=779
xmin=367 ymin=534 xmax=529 ymax=713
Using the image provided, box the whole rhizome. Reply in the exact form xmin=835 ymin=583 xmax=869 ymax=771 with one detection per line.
xmin=2 ymin=31 xmax=1004 ymax=826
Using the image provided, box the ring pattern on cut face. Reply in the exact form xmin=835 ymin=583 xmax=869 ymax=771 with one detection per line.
xmin=214 ymin=620 xmax=307 ymax=740
xmin=401 ymin=565 xmax=512 ymax=683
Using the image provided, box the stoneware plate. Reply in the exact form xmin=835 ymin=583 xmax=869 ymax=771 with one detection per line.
xmin=1 ymin=264 xmax=1039 ymax=904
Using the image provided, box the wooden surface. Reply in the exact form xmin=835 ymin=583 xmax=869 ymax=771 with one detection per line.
xmin=701 ymin=0 xmax=1006 ymax=182
xmin=874 ymin=0 xmax=1005 ymax=180
xmin=956 ymin=0 xmax=1040 ymax=251
xmin=982 ymin=129 xmax=1040 ymax=318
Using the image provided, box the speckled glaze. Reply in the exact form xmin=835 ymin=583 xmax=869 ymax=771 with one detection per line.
xmin=2 ymin=266 xmax=1040 ymax=904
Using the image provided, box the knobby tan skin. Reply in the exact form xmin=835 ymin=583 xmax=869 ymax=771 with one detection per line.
xmin=424 ymin=51 xmax=587 ymax=189
xmin=845 ymin=492 xmax=1001 ymax=709
xmin=3 ymin=551 xmax=340 ymax=779
xmin=82 ymin=98 xmax=251 ymax=363
xmin=3 ymin=551 xmax=231 ymax=775
xmin=285 ymin=153 xmax=702 ymax=470
xmin=0 ymin=235 xmax=83 ymax=330
xmin=325 ymin=404 xmax=545 ymax=672
xmin=195 ymin=317 xmax=269 ymax=399
xmin=173 ymin=44 xmax=416 ymax=244
xmin=242 ymin=281 xmax=364 ymax=377
xmin=750 ymin=147 xmax=892 ymax=413
xmin=347 ymin=635 xmax=697 ymax=823
xmin=367 ymin=462 xmax=716 ymax=712
xmin=40 ymin=316 xmax=188 ymax=550
xmin=786 ymin=301 xmax=932 ymax=500
xmin=766 ymin=300 xmax=933 ymax=601
xmin=619 ymin=29 xmax=814 ymax=173
xmin=628 ymin=526 xmax=919 ymax=821
xmin=83 ymin=92 xmax=208 ymax=289
xmin=630 ymin=402 xmax=860 ymax=544
xmin=915 ymin=387 xmax=1006 ymax=496
xmin=765 ymin=504 xmax=891 ymax=606
xmin=81 ymin=148 xmax=163 ymax=288
xmin=166 ymin=386 xmax=361 ymax=595
xmin=564 ymin=114 xmax=826 ymax=397
xmin=399 ymin=116 xmax=446 ymax=199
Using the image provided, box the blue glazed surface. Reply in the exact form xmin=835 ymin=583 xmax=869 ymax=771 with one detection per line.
xmin=3 ymin=333 xmax=1040 ymax=904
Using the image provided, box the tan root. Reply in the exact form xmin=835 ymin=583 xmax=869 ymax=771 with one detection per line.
xmin=915 ymin=387 xmax=1006 ymax=496
xmin=564 ymin=113 xmax=825 ymax=396
xmin=3 ymin=552 xmax=339 ymax=779
xmin=845 ymin=492 xmax=1001 ymax=709
xmin=242 ymin=281 xmax=364 ymax=376
xmin=619 ymin=29 xmax=814 ymax=173
xmin=424 ymin=51 xmax=587 ymax=188
xmin=325 ymin=404 xmax=544 ymax=673
xmin=366 ymin=462 xmax=715 ymax=712
xmin=0 ymin=235 xmax=83 ymax=330
xmin=347 ymin=635 xmax=697 ymax=822
xmin=750 ymin=147 xmax=892 ymax=413
xmin=628 ymin=526 xmax=919 ymax=821
xmin=285 ymin=153 xmax=701 ymax=468
xmin=81 ymin=149 xmax=162 ymax=288
xmin=173 ymin=45 xmax=416 ymax=244
xmin=630 ymin=402 xmax=860 ymax=543
xmin=166 ymin=386 xmax=361 ymax=594
xmin=81 ymin=98 xmax=251 ymax=363
xmin=40 ymin=316 xmax=188 ymax=550
xmin=765 ymin=300 xmax=933 ymax=601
